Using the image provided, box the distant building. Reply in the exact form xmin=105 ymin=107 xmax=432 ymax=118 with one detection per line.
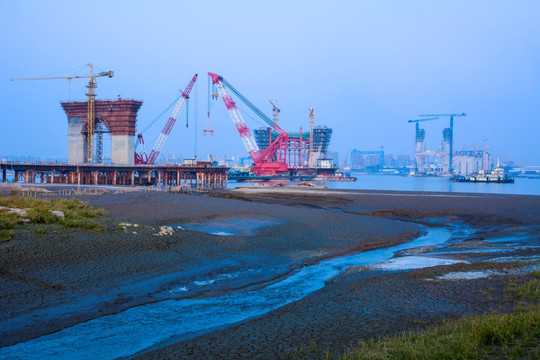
xmin=453 ymin=150 xmax=491 ymax=175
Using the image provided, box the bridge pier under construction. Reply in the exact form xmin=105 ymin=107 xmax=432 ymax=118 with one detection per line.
xmin=0 ymin=163 xmax=228 ymax=189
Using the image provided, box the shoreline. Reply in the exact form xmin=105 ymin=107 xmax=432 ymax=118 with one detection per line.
xmin=1 ymin=185 xmax=539 ymax=359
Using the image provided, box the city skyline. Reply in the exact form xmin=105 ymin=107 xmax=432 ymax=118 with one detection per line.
xmin=1 ymin=0 xmax=539 ymax=166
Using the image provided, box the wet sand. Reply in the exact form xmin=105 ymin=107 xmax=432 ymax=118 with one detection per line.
xmin=1 ymin=185 xmax=539 ymax=359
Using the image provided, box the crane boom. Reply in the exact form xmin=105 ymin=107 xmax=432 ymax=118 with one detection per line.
xmin=11 ymin=71 xmax=114 ymax=82
xmin=145 ymin=74 xmax=198 ymax=164
xmin=208 ymin=72 xmax=289 ymax=175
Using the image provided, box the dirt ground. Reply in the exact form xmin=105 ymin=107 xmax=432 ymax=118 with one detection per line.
xmin=1 ymin=185 xmax=539 ymax=359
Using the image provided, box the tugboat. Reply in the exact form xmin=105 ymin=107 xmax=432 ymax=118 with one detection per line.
xmin=451 ymin=162 xmax=514 ymax=183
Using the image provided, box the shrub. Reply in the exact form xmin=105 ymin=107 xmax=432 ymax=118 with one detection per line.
xmin=26 ymin=208 xmax=61 ymax=225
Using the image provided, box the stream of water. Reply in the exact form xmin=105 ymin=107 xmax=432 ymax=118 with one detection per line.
xmin=0 ymin=228 xmax=453 ymax=360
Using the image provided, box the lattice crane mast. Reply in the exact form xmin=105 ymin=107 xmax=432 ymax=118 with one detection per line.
xmin=135 ymin=74 xmax=198 ymax=165
xmin=11 ymin=63 xmax=114 ymax=163
xmin=208 ymin=72 xmax=289 ymax=176
xmin=269 ymin=99 xmax=280 ymax=125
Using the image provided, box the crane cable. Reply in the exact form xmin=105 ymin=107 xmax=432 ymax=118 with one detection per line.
xmin=135 ymin=95 xmax=181 ymax=150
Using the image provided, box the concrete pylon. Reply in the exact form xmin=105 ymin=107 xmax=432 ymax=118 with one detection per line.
xmin=62 ymin=99 xmax=143 ymax=164
xmin=415 ymin=127 xmax=425 ymax=173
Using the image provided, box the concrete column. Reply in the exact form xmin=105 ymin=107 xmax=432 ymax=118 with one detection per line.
xmin=93 ymin=171 xmax=98 ymax=185
xmin=67 ymin=116 xmax=87 ymax=164
xmin=131 ymin=171 xmax=135 ymax=185
xmin=2 ymin=167 xmax=6 ymax=182
xmin=111 ymin=135 xmax=135 ymax=165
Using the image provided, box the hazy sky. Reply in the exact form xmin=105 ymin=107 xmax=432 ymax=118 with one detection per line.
xmin=1 ymin=0 xmax=539 ymax=165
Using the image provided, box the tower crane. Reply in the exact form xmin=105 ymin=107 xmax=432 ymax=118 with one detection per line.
xmin=269 ymin=99 xmax=280 ymax=125
xmin=407 ymin=117 xmax=439 ymax=129
xmin=419 ymin=113 xmax=466 ymax=173
xmin=135 ymin=74 xmax=198 ymax=165
xmin=208 ymin=72 xmax=289 ymax=176
xmin=11 ymin=63 xmax=114 ymax=163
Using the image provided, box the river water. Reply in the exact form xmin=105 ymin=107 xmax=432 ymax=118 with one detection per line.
xmin=0 ymin=228 xmax=453 ymax=360
xmin=229 ymin=174 xmax=540 ymax=196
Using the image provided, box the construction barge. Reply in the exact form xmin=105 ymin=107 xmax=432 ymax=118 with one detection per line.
xmin=0 ymin=162 xmax=229 ymax=189
xmin=451 ymin=166 xmax=514 ymax=184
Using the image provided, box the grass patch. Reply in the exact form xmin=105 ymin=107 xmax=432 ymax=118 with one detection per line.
xmin=507 ymin=278 xmax=540 ymax=300
xmin=34 ymin=226 xmax=47 ymax=235
xmin=0 ymin=211 xmax=20 ymax=230
xmin=63 ymin=218 xmax=104 ymax=232
xmin=341 ymin=276 xmax=540 ymax=360
xmin=0 ymin=229 xmax=14 ymax=241
xmin=341 ymin=307 xmax=540 ymax=360
xmin=0 ymin=195 xmax=105 ymax=236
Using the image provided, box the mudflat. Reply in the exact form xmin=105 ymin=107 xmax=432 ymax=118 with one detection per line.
xmin=1 ymin=185 xmax=539 ymax=359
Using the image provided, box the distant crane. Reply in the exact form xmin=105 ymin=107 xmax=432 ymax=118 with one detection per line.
xmin=135 ymin=74 xmax=198 ymax=164
xmin=407 ymin=117 xmax=439 ymax=130
xmin=419 ymin=113 xmax=466 ymax=173
xmin=308 ymin=108 xmax=315 ymax=167
xmin=11 ymin=63 xmax=114 ymax=163
xmin=269 ymin=99 xmax=280 ymax=125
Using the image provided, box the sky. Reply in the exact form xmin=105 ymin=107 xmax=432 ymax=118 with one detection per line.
xmin=1 ymin=0 xmax=539 ymax=166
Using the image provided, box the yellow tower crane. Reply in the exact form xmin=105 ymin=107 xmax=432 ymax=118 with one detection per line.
xmin=11 ymin=63 xmax=114 ymax=163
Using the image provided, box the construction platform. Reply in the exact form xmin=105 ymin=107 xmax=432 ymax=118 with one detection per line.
xmin=0 ymin=162 xmax=229 ymax=189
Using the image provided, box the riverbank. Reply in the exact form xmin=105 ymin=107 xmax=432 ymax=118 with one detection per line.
xmin=136 ymin=187 xmax=540 ymax=359
xmin=0 ymin=185 xmax=419 ymax=350
xmin=0 ymin=185 xmax=539 ymax=359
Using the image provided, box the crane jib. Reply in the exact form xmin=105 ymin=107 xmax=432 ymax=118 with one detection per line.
xmin=220 ymin=77 xmax=279 ymax=129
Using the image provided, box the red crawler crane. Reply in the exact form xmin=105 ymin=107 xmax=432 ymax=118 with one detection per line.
xmin=208 ymin=73 xmax=289 ymax=176
xmin=135 ymin=74 xmax=198 ymax=164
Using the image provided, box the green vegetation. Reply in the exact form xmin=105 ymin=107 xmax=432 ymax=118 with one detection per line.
xmin=340 ymin=277 xmax=540 ymax=360
xmin=0 ymin=195 xmax=105 ymax=240
xmin=0 ymin=211 xmax=19 ymax=241
xmin=341 ymin=307 xmax=539 ymax=360
xmin=34 ymin=226 xmax=47 ymax=236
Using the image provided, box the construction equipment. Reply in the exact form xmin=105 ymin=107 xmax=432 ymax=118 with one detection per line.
xmin=204 ymin=76 xmax=216 ymax=136
xmin=308 ymin=108 xmax=315 ymax=167
xmin=135 ymin=74 xmax=198 ymax=164
xmin=11 ymin=63 xmax=114 ymax=163
xmin=269 ymin=99 xmax=280 ymax=125
xmin=208 ymin=72 xmax=289 ymax=176
xmin=419 ymin=113 xmax=466 ymax=173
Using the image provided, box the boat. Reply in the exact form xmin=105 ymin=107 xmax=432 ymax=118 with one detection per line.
xmin=314 ymin=171 xmax=357 ymax=181
xmin=451 ymin=165 xmax=514 ymax=183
